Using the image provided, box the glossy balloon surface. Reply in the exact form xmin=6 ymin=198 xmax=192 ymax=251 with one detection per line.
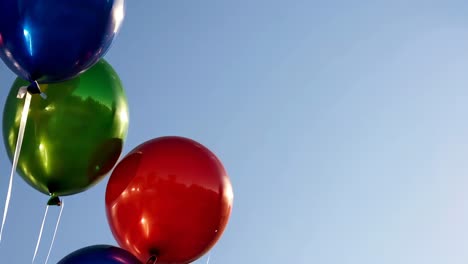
xmin=0 ymin=0 xmax=125 ymax=83
xmin=58 ymin=245 xmax=141 ymax=264
xmin=106 ymin=136 xmax=233 ymax=264
xmin=3 ymin=60 xmax=129 ymax=196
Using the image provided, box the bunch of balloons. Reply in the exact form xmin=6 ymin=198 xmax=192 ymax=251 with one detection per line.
xmin=0 ymin=0 xmax=128 ymax=203
xmin=0 ymin=1 xmax=233 ymax=263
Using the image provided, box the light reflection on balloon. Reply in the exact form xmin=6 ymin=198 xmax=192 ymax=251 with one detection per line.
xmin=106 ymin=136 xmax=233 ymax=263
xmin=113 ymin=0 xmax=125 ymax=33
xmin=22 ymin=28 xmax=33 ymax=56
xmin=0 ymin=0 xmax=126 ymax=83
xmin=3 ymin=59 xmax=129 ymax=197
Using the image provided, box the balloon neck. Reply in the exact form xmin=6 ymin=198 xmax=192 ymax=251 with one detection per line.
xmin=146 ymin=255 xmax=157 ymax=264
xmin=17 ymin=81 xmax=47 ymax=100
xmin=47 ymin=195 xmax=61 ymax=206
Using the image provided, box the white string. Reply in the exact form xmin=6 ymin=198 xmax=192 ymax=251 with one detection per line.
xmin=32 ymin=205 xmax=49 ymax=263
xmin=0 ymin=91 xmax=32 ymax=242
xmin=44 ymin=200 xmax=64 ymax=264
xmin=146 ymin=256 xmax=157 ymax=264
xmin=207 ymin=254 xmax=211 ymax=264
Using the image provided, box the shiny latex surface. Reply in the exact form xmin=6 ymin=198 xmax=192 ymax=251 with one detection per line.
xmin=106 ymin=136 xmax=234 ymax=264
xmin=0 ymin=0 xmax=125 ymax=83
xmin=3 ymin=60 xmax=129 ymax=197
xmin=57 ymin=245 xmax=142 ymax=264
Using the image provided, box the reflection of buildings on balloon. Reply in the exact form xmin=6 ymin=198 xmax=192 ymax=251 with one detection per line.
xmin=106 ymin=137 xmax=233 ymax=263
xmin=4 ymin=81 xmax=127 ymax=196
xmin=143 ymin=174 xmax=223 ymax=258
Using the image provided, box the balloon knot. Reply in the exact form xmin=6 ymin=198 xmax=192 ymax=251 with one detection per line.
xmin=47 ymin=195 xmax=61 ymax=206
xmin=17 ymin=81 xmax=47 ymax=99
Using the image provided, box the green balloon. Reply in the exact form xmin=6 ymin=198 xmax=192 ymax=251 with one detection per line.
xmin=3 ymin=60 xmax=129 ymax=197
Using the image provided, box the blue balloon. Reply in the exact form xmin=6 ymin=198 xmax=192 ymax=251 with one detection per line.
xmin=58 ymin=245 xmax=142 ymax=264
xmin=0 ymin=0 xmax=125 ymax=83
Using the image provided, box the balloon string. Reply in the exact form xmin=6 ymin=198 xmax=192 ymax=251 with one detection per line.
xmin=33 ymin=205 xmax=49 ymax=263
xmin=0 ymin=90 xmax=32 ymax=242
xmin=207 ymin=254 xmax=211 ymax=264
xmin=44 ymin=200 xmax=64 ymax=264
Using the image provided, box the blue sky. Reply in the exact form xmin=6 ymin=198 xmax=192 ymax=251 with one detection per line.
xmin=2 ymin=1 xmax=468 ymax=263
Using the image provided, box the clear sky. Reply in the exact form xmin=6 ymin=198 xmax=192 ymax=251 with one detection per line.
xmin=1 ymin=1 xmax=468 ymax=263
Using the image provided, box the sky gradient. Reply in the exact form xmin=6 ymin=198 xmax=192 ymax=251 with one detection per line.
xmin=1 ymin=1 xmax=468 ymax=263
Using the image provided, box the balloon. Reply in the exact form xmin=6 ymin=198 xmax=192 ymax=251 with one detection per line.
xmin=106 ymin=136 xmax=234 ymax=264
xmin=0 ymin=0 xmax=125 ymax=83
xmin=58 ymin=245 xmax=142 ymax=264
xmin=3 ymin=59 xmax=129 ymax=197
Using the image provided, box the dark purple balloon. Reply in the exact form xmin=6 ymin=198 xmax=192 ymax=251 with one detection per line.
xmin=57 ymin=245 xmax=142 ymax=264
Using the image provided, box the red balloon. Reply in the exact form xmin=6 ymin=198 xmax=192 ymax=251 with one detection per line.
xmin=105 ymin=136 xmax=234 ymax=264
